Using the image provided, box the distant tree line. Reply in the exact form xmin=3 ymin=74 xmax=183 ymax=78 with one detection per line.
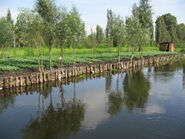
xmin=0 ymin=0 xmax=185 ymax=70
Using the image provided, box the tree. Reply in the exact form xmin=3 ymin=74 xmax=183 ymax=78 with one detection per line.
xmin=67 ymin=6 xmax=85 ymax=67
xmin=90 ymin=28 xmax=96 ymax=53
xmin=106 ymin=10 xmax=126 ymax=49
xmin=114 ymin=15 xmax=125 ymax=65
xmin=106 ymin=9 xmax=114 ymax=47
xmin=6 ymin=9 xmax=16 ymax=48
xmin=155 ymin=13 xmax=178 ymax=44
xmin=15 ymin=9 xmax=44 ymax=71
xmin=132 ymin=3 xmax=139 ymax=19
xmin=56 ymin=7 xmax=69 ymax=67
xmin=36 ymin=0 xmax=58 ymax=70
xmin=6 ymin=9 xmax=13 ymax=24
xmin=96 ymin=25 xmax=104 ymax=44
xmin=177 ymin=23 xmax=185 ymax=47
xmin=126 ymin=16 xmax=145 ymax=61
xmin=133 ymin=0 xmax=154 ymax=46
xmin=27 ymin=11 xmax=45 ymax=72
xmin=15 ymin=9 xmax=35 ymax=47
xmin=0 ymin=17 xmax=14 ymax=58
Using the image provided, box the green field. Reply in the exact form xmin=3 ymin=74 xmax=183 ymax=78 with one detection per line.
xmin=0 ymin=46 xmax=182 ymax=71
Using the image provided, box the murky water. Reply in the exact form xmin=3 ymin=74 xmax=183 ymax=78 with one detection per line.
xmin=0 ymin=62 xmax=185 ymax=139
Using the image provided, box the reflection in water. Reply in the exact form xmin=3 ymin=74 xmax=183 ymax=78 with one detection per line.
xmin=143 ymin=104 xmax=165 ymax=115
xmin=0 ymin=62 xmax=185 ymax=139
xmin=105 ymin=73 xmax=112 ymax=93
xmin=183 ymin=64 xmax=185 ymax=89
xmin=108 ymin=73 xmax=124 ymax=116
xmin=153 ymin=62 xmax=183 ymax=82
xmin=0 ymin=93 xmax=15 ymax=114
xmin=22 ymin=81 xmax=85 ymax=139
xmin=123 ymin=70 xmax=150 ymax=110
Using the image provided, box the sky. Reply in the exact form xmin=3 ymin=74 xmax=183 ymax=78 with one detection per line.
xmin=0 ymin=0 xmax=185 ymax=34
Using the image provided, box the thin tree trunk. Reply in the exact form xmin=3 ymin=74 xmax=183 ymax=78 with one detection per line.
xmin=5 ymin=47 xmax=8 ymax=58
xmin=118 ymin=44 xmax=120 ymax=66
xmin=59 ymin=44 xmax=64 ymax=68
xmin=74 ymin=41 xmax=76 ymax=68
xmin=128 ymin=45 xmax=130 ymax=52
xmin=140 ymin=46 xmax=143 ymax=59
xmin=49 ymin=45 xmax=52 ymax=71
xmin=131 ymin=45 xmax=135 ymax=62
xmin=41 ymin=46 xmax=44 ymax=72
xmin=14 ymin=34 xmax=16 ymax=48
xmin=0 ymin=46 xmax=3 ymax=58
xmin=36 ymin=43 xmax=41 ymax=72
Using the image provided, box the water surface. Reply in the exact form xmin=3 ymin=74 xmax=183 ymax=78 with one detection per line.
xmin=0 ymin=62 xmax=185 ymax=139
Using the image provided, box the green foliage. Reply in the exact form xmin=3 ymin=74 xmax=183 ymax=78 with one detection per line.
xmin=126 ymin=16 xmax=146 ymax=59
xmin=96 ymin=25 xmax=104 ymax=44
xmin=132 ymin=0 xmax=154 ymax=46
xmin=106 ymin=10 xmax=125 ymax=47
xmin=123 ymin=71 xmax=150 ymax=110
xmin=6 ymin=9 xmax=13 ymax=24
xmin=15 ymin=9 xmax=44 ymax=47
xmin=0 ymin=17 xmax=14 ymax=49
xmin=0 ymin=0 xmax=184 ymax=72
xmin=106 ymin=9 xmax=114 ymax=47
xmin=155 ymin=13 xmax=184 ymax=46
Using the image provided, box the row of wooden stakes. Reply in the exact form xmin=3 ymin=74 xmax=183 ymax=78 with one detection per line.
xmin=0 ymin=54 xmax=183 ymax=90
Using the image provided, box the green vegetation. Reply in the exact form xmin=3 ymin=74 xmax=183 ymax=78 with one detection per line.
xmin=155 ymin=13 xmax=185 ymax=47
xmin=0 ymin=0 xmax=184 ymax=72
xmin=0 ymin=46 xmax=179 ymax=71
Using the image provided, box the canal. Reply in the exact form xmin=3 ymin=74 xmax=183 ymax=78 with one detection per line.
xmin=0 ymin=62 xmax=185 ymax=139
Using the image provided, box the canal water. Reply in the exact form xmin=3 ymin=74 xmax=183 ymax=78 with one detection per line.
xmin=0 ymin=62 xmax=185 ymax=139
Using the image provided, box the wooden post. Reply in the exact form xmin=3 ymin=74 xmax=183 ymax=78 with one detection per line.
xmin=9 ymin=77 xmax=14 ymax=88
xmin=25 ymin=76 xmax=30 ymax=86
xmin=15 ymin=77 xmax=19 ymax=87
xmin=20 ymin=76 xmax=23 ymax=86
xmin=3 ymin=77 xmax=7 ymax=89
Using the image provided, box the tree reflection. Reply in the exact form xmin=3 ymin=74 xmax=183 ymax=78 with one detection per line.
xmin=22 ymin=82 xmax=85 ymax=139
xmin=154 ymin=62 xmax=183 ymax=82
xmin=108 ymin=73 xmax=124 ymax=116
xmin=0 ymin=93 xmax=15 ymax=114
xmin=123 ymin=71 xmax=150 ymax=110
xmin=105 ymin=73 xmax=112 ymax=93
xmin=183 ymin=64 xmax=185 ymax=89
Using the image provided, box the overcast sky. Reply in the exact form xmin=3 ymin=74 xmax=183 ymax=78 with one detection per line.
xmin=0 ymin=0 xmax=185 ymax=33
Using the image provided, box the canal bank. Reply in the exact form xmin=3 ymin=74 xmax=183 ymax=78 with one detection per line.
xmin=0 ymin=54 xmax=184 ymax=90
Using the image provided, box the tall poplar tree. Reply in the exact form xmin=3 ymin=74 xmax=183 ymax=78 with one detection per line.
xmin=36 ymin=0 xmax=58 ymax=70
xmin=106 ymin=9 xmax=113 ymax=47
xmin=96 ymin=25 xmax=104 ymax=44
xmin=132 ymin=0 xmax=154 ymax=46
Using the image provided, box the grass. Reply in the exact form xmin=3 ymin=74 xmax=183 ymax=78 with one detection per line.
xmin=0 ymin=46 xmax=182 ymax=71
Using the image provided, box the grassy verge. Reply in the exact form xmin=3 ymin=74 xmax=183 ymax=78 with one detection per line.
xmin=0 ymin=46 xmax=181 ymax=71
